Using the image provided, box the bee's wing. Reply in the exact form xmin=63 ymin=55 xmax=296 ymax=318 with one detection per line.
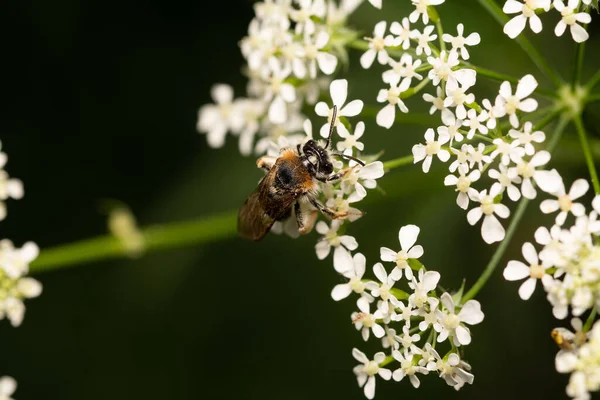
xmin=237 ymin=172 xmax=277 ymax=241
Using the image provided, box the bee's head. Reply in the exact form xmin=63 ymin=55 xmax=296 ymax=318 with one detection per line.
xmin=302 ymin=139 xmax=333 ymax=180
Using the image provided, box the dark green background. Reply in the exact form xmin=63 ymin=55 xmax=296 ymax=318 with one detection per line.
xmin=0 ymin=0 xmax=599 ymax=399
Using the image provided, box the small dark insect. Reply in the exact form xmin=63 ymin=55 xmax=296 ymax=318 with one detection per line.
xmin=237 ymin=106 xmax=365 ymax=241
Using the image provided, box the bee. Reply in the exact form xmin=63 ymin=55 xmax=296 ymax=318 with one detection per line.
xmin=237 ymin=106 xmax=365 ymax=241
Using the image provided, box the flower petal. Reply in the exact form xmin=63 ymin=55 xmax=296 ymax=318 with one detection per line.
xmin=504 ymin=260 xmax=530 ymax=281
xmin=399 ymin=225 xmax=420 ymax=251
xmin=518 ymin=277 xmax=537 ymax=300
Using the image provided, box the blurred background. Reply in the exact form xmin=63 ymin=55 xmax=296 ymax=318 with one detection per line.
xmin=0 ymin=0 xmax=599 ymax=399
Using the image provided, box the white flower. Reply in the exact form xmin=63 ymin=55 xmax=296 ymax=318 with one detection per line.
xmin=466 ymin=143 xmax=492 ymax=171
xmin=490 ymin=138 xmax=525 ymax=166
xmin=360 ymin=21 xmax=395 ymax=69
xmin=380 ymin=224 xmax=424 ymax=281
xmin=382 ymin=327 xmax=401 ymax=350
xmin=342 ymin=162 xmax=385 ymax=203
xmin=295 ymin=31 xmax=338 ymax=78
xmin=352 ymin=297 xmax=386 ymax=341
xmin=0 ymin=240 xmax=39 ymax=279
xmin=444 ymin=79 xmax=475 ymax=120
xmin=489 ymin=164 xmax=523 ymax=202
xmin=331 ymin=253 xmax=375 ymax=301
xmin=482 ymin=97 xmax=506 ymax=129
xmin=467 ymin=186 xmax=510 ymax=244
xmin=462 ymin=108 xmax=489 ymax=138
xmin=315 ymin=220 xmax=358 ymax=272
xmin=423 ymin=87 xmax=447 ymax=115
xmin=540 ymin=179 xmax=589 ymax=226
xmin=337 ymin=121 xmax=365 ymax=156
xmin=503 ymin=242 xmax=553 ymax=300
xmin=412 ymin=128 xmax=451 ymax=173
xmin=382 ymin=54 xmax=423 ymax=87
xmin=444 ymin=169 xmax=481 ymax=210
xmin=315 ymin=79 xmax=364 ymax=138
xmin=0 ymin=376 xmax=16 ymax=400
xmin=352 ymin=349 xmax=392 ymax=400
xmin=263 ymin=57 xmax=297 ymax=124
xmin=367 ymin=0 xmax=382 ymax=9
xmin=497 ymin=75 xmax=539 ymax=128
xmin=392 ymin=349 xmax=428 ymax=388
xmin=408 ymin=269 xmax=441 ymax=309
xmin=376 ymin=79 xmax=411 ymax=129
xmin=554 ymin=0 xmax=591 ymax=43
xmin=391 ymin=300 xmax=419 ymax=326
xmin=413 ymin=25 xmax=438 ymax=56
xmin=371 ymin=263 xmax=401 ymax=315
xmin=410 ymin=0 xmax=445 ymax=24
xmin=503 ymin=0 xmax=551 ymax=38
xmin=289 ymin=0 xmax=326 ymax=35
xmin=508 ymin=121 xmax=546 ymax=155
xmin=197 ymin=84 xmax=239 ymax=148
xmin=389 ymin=18 xmax=413 ymax=50
xmin=430 ymin=350 xmax=475 ymax=389
xmin=449 ymin=144 xmax=469 ymax=173
xmin=509 ymin=151 xmax=562 ymax=199
xmin=434 ymin=292 xmax=484 ymax=346
xmin=443 ymin=24 xmax=481 ymax=60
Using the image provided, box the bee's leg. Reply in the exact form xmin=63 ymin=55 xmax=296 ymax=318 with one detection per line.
xmin=309 ymin=197 xmax=348 ymax=220
xmin=319 ymin=165 xmax=359 ymax=183
xmin=295 ymin=201 xmax=318 ymax=234
xmin=256 ymin=156 xmax=277 ymax=172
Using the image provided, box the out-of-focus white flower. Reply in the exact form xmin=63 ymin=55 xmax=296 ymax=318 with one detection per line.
xmin=0 ymin=376 xmax=16 ymax=400
xmin=423 ymin=87 xmax=447 ymax=115
xmin=295 ymin=31 xmax=338 ymax=78
xmin=382 ymin=54 xmax=423 ymax=87
xmin=413 ymin=25 xmax=438 ymax=56
xmin=197 ymin=84 xmax=241 ymax=148
xmin=390 ymin=18 xmax=414 ymax=50
xmin=315 ymin=220 xmax=358 ymax=273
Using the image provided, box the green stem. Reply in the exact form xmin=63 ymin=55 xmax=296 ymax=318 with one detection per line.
xmin=586 ymin=70 xmax=600 ymax=91
xmin=574 ymin=115 xmax=600 ymax=194
xmin=533 ymin=106 xmax=565 ymax=131
xmin=476 ymin=0 xmax=563 ymax=87
xmin=383 ymin=155 xmax=413 ymax=171
xmin=572 ymin=29 xmax=586 ymax=90
xmin=436 ymin=19 xmax=446 ymax=53
xmin=30 ymin=211 xmax=238 ymax=273
xmin=586 ymin=93 xmax=600 ymax=104
xmin=462 ymin=115 xmax=569 ymax=302
xmin=583 ymin=307 xmax=597 ymax=332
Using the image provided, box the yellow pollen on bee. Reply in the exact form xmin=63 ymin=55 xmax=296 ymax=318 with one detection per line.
xmin=530 ymin=264 xmax=545 ymax=279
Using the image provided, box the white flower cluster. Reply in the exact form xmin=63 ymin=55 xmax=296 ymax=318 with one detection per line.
xmin=501 ymin=175 xmax=600 ymax=399
xmin=333 ymin=225 xmax=484 ymax=399
xmin=553 ymin=318 xmax=600 ymax=400
xmin=196 ymin=0 xmax=366 ymax=155
xmin=502 ymin=0 xmax=593 ymax=43
xmin=369 ymin=4 xmax=561 ymax=245
xmin=0 ymin=142 xmax=41 ymax=328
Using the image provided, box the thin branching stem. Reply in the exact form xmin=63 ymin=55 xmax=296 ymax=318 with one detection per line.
xmin=574 ymin=115 xmax=600 ymax=194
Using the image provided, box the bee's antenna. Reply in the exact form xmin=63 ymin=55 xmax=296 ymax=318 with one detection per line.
xmin=331 ymin=153 xmax=366 ymax=166
xmin=325 ymin=105 xmax=337 ymax=150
